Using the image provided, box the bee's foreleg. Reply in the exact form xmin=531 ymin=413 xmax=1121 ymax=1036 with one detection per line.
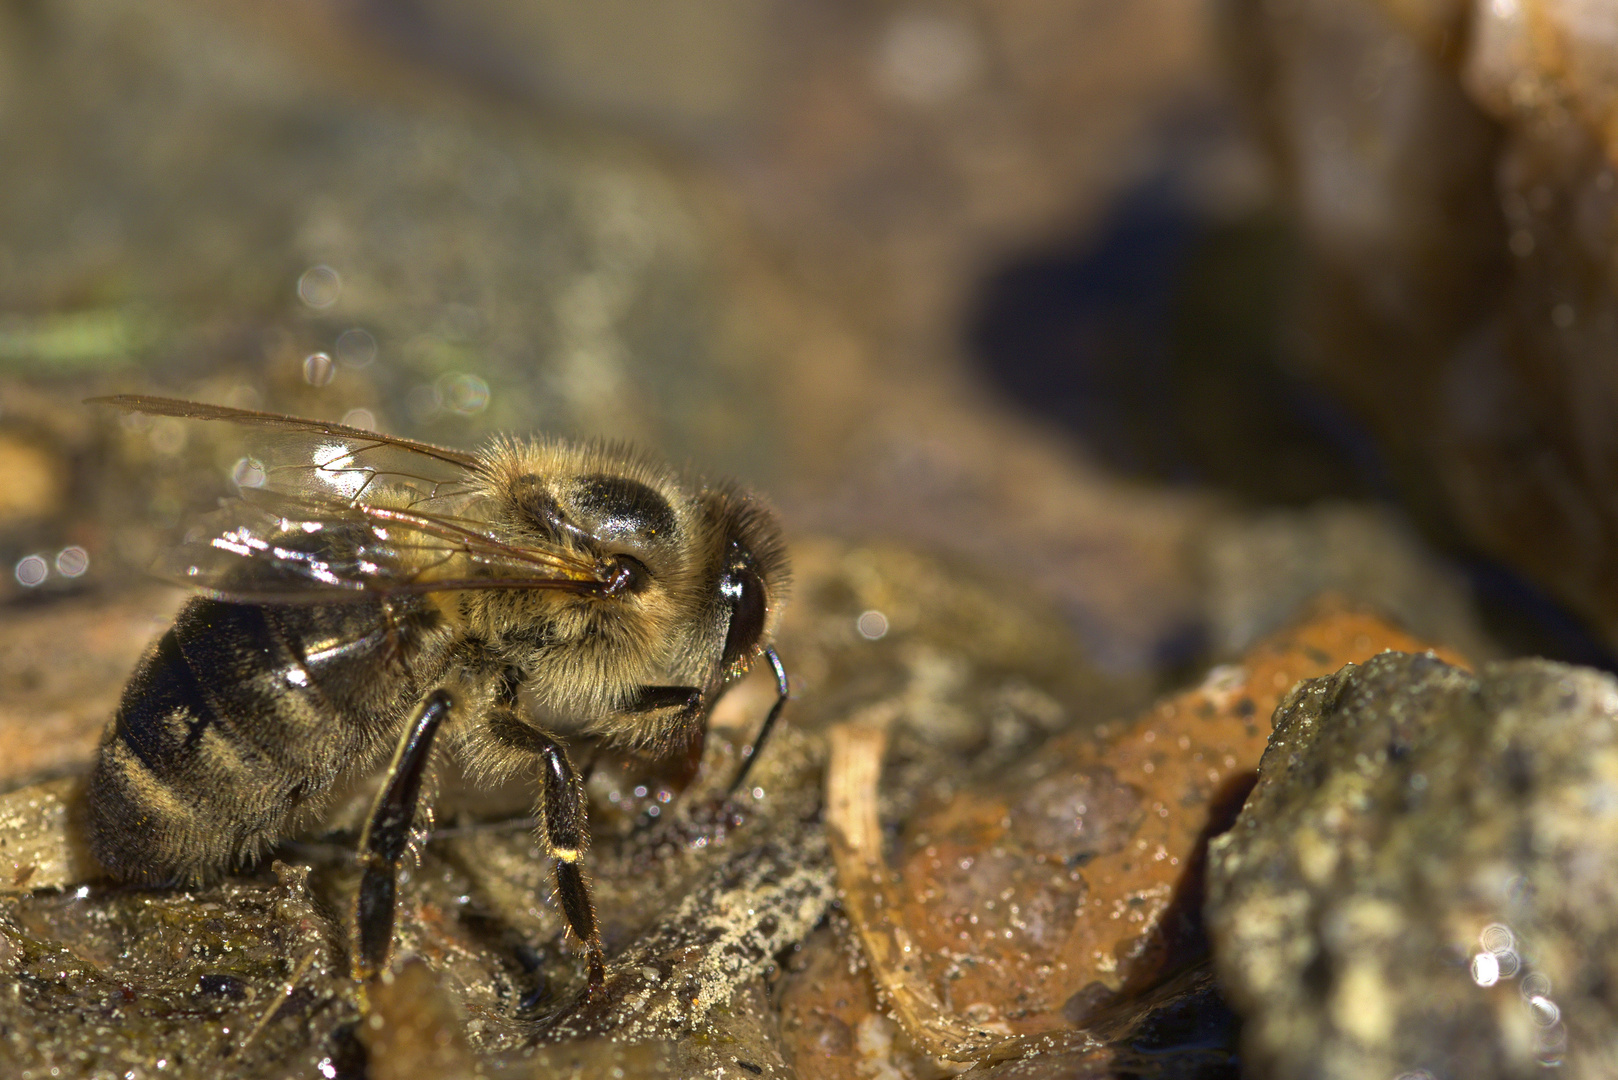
xmin=487 ymin=714 xmax=606 ymax=996
xmin=351 ymin=688 xmax=454 ymax=981
xmin=624 ymin=684 xmax=705 ymax=789
xmin=729 ymin=646 xmax=790 ymax=793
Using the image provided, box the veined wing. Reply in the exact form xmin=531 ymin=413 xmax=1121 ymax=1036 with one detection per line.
xmin=89 ymin=394 xmax=483 ymax=508
xmin=153 ymin=486 xmax=606 ymax=603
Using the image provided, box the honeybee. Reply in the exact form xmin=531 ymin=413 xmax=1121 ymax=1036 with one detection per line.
xmin=85 ymin=395 xmax=789 ymax=993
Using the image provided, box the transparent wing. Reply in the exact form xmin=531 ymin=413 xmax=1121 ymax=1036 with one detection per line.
xmin=90 ymin=394 xmax=482 ymax=507
xmin=92 ymin=396 xmax=606 ymax=602
xmin=156 ymin=490 xmax=606 ymax=603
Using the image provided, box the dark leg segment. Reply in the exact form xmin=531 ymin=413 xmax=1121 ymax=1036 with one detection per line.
xmin=352 ymin=689 xmax=453 ymax=980
xmin=488 ymin=713 xmax=606 ymax=993
xmin=730 ymin=646 xmax=789 ymax=793
xmin=626 ymin=684 xmax=706 ymax=790
xmin=625 ymin=685 xmax=703 ymax=714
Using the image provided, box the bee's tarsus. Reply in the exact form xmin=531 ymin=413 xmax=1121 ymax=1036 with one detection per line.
xmin=489 ymin=713 xmax=606 ymax=991
xmin=585 ymin=944 xmax=607 ymax=999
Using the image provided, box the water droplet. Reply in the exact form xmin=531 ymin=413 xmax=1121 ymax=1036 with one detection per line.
xmin=341 ymin=408 xmax=377 ymax=431
xmin=297 ymin=265 xmax=341 ymax=309
xmin=1481 ymin=923 xmax=1515 ymax=955
xmin=439 ymin=372 xmax=490 ymax=416
xmin=1470 ymin=951 xmax=1500 ymax=987
xmin=857 ymin=610 xmax=889 ymax=640
xmin=14 ymin=555 xmax=47 ymax=587
xmin=336 ymin=328 xmax=377 ymax=368
xmin=303 ymin=352 xmax=335 ymax=387
xmin=54 ymin=546 xmax=89 ymax=577
xmin=232 ymin=457 xmax=267 ymax=489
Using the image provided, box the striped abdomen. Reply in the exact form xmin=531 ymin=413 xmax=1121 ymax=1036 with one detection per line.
xmin=88 ymin=597 xmax=442 ymax=884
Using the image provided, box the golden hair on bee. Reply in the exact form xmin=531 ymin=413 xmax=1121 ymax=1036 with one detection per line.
xmin=81 ymin=395 xmax=791 ymax=990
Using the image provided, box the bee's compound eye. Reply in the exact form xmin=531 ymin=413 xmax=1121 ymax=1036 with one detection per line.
xmin=601 ymin=554 xmax=651 ymax=595
xmin=720 ymin=566 xmax=766 ymax=672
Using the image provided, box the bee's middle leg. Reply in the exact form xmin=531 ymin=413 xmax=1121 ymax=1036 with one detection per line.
xmin=352 ymin=688 xmax=454 ymax=980
xmin=487 ymin=714 xmax=606 ymax=994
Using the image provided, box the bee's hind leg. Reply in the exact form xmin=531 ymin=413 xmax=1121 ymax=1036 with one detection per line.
xmin=351 ymin=688 xmax=454 ymax=980
xmin=487 ymin=714 xmax=607 ymax=996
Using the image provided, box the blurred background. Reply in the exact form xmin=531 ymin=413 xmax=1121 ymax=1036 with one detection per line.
xmin=1 ymin=0 xmax=1615 ymax=723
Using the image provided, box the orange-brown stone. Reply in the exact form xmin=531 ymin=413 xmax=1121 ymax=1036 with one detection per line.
xmin=884 ymin=597 xmax=1467 ymax=1038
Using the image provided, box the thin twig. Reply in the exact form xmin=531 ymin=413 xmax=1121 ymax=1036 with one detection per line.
xmin=237 ymin=948 xmax=319 ymax=1054
xmin=825 ymin=723 xmax=1021 ymax=1063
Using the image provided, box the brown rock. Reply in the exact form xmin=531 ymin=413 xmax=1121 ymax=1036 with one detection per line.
xmin=827 ymin=597 xmax=1467 ymax=1051
xmin=778 ymin=916 xmax=956 ymax=1080
xmin=0 ymin=587 xmax=181 ymax=787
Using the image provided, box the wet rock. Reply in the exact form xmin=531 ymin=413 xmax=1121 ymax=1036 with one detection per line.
xmin=0 ymin=537 xmax=1125 ymax=1077
xmin=0 ymin=863 xmax=355 ymax=1080
xmin=536 ymin=834 xmax=833 ymax=1043
xmin=0 ymin=778 xmax=97 ymax=894
xmin=1208 ymin=652 xmax=1618 ymax=1079
xmin=777 ymin=914 xmax=958 ymax=1080
xmin=778 ymin=539 xmax=1143 ymax=790
xmin=871 ymin=600 xmax=1464 ymax=1040
xmin=778 ymin=919 xmax=1241 ymax=1080
xmin=787 ymin=599 xmax=1461 ymax=1077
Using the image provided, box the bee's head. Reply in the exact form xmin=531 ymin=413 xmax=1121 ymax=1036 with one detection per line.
xmin=480 ymin=439 xmax=787 ymax=686
xmin=481 ymin=440 xmax=696 ymax=635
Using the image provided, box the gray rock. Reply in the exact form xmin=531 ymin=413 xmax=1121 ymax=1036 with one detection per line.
xmin=1200 ymin=501 xmax=1495 ymax=662
xmin=1208 ymin=651 xmax=1618 ymax=1079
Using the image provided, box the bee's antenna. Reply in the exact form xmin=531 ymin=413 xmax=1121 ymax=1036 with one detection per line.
xmin=730 ymin=647 xmax=789 ymax=794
